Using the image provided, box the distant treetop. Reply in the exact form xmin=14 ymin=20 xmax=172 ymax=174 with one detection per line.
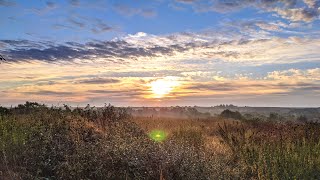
xmin=215 ymin=104 xmax=237 ymax=108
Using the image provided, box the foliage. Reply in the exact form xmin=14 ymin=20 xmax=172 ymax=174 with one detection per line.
xmin=0 ymin=102 xmax=221 ymax=179
xmin=220 ymin=109 xmax=243 ymax=120
xmin=1 ymin=102 xmax=320 ymax=179
xmin=218 ymin=121 xmax=320 ymax=179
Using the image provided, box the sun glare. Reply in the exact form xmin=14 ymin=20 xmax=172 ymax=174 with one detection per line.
xmin=150 ymin=78 xmax=179 ymax=98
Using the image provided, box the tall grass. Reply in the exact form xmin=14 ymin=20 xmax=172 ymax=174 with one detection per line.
xmin=218 ymin=121 xmax=320 ymax=179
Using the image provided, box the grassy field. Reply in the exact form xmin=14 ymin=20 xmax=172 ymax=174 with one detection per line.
xmin=1 ymin=102 xmax=320 ymax=179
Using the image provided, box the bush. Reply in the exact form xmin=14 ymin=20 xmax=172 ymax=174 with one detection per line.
xmin=220 ymin=109 xmax=243 ymax=120
xmin=0 ymin=103 xmax=158 ymax=179
xmin=0 ymin=102 xmax=222 ymax=179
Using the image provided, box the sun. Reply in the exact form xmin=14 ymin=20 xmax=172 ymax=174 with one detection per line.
xmin=150 ymin=78 xmax=179 ymax=98
xmin=151 ymin=79 xmax=172 ymax=97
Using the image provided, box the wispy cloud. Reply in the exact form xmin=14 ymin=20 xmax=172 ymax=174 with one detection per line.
xmin=52 ymin=15 xmax=116 ymax=34
xmin=68 ymin=18 xmax=86 ymax=28
xmin=68 ymin=0 xmax=80 ymax=6
xmin=31 ymin=1 xmax=58 ymax=15
xmin=1 ymin=29 xmax=320 ymax=66
xmin=23 ymin=90 xmax=74 ymax=96
xmin=175 ymin=0 xmax=320 ymax=22
xmin=0 ymin=0 xmax=16 ymax=7
xmin=225 ymin=19 xmax=288 ymax=33
xmin=75 ymin=78 xmax=120 ymax=84
xmin=90 ymin=19 xmax=116 ymax=34
xmin=113 ymin=4 xmax=157 ymax=18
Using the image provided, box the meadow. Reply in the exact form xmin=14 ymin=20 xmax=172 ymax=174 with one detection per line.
xmin=1 ymin=102 xmax=320 ymax=179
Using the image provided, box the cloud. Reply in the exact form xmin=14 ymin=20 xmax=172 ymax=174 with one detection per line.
xmin=90 ymin=20 xmax=115 ymax=34
xmin=182 ymin=71 xmax=320 ymax=97
xmin=1 ymin=56 xmax=319 ymax=106
xmin=75 ymin=78 xmax=120 ymax=84
xmin=68 ymin=0 xmax=80 ymax=6
xmin=88 ymin=89 xmax=143 ymax=95
xmin=0 ymin=40 xmax=52 ymax=49
xmin=87 ymin=89 xmax=146 ymax=99
xmin=1 ymin=44 xmax=87 ymax=62
xmin=113 ymin=4 xmax=157 ymax=18
xmin=186 ymin=83 xmax=238 ymax=91
xmin=87 ymin=90 xmax=122 ymax=94
xmin=68 ymin=18 xmax=86 ymax=28
xmin=304 ymin=0 xmax=320 ymax=8
xmin=299 ymin=86 xmax=320 ymax=91
xmin=273 ymin=7 xmax=320 ymax=22
xmin=177 ymin=68 xmax=320 ymax=99
xmin=175 ymin=0 xmax=320 ymax=22
xmin=52 ymin=23 xmax=73 ymax=30
xmin=46 ymin=1 xmax=56 ymax=8
xmin=266 ymin=68 xmax=320 ymax=81
xmin=0 ymin=38 xmax=176 ymax=63
xmin=53 ymin=15 xmax=116 ymax=33
xmin=1 ymin=30 xmax=320 ymax=65
xmin=23 ymin=90 xmax=74 ymax=96
xmin=224 ymin=19 xmax=288 ymax=36
xmin=31 ymin=1 xmax=58 ymax=15
xmin=0 ymin=0 xmax=15 ymax=6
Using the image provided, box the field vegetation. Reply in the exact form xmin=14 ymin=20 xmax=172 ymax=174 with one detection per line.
xmin=1 ymin=102 xmax=320 ymax=179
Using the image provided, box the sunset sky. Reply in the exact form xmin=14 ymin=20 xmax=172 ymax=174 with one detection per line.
xmin=1 ymin=0 xmax=320 ymax=107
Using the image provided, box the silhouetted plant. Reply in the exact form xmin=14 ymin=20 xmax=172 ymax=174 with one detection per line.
xmin=220 ymin=109 xmax=243 ymax=120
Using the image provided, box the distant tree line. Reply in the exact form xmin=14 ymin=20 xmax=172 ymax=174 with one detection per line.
xmin=214 ymin=104 xmax=237 ymax=108
xmin=219 ymin=109 xmax=318 ymax=123
xmin=1 ymin=102 xmax=317 ymax=123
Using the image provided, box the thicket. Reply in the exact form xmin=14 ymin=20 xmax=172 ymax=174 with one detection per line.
xmin=0 ymin=102 xmax=226 ymax=179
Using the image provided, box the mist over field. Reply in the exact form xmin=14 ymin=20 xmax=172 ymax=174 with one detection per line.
xmin=1 ymin=0 xmax=320 ymax=179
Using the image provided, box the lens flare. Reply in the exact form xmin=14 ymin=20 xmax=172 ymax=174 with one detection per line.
xmin=149 ymin=130 xmax=167 ymax=142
